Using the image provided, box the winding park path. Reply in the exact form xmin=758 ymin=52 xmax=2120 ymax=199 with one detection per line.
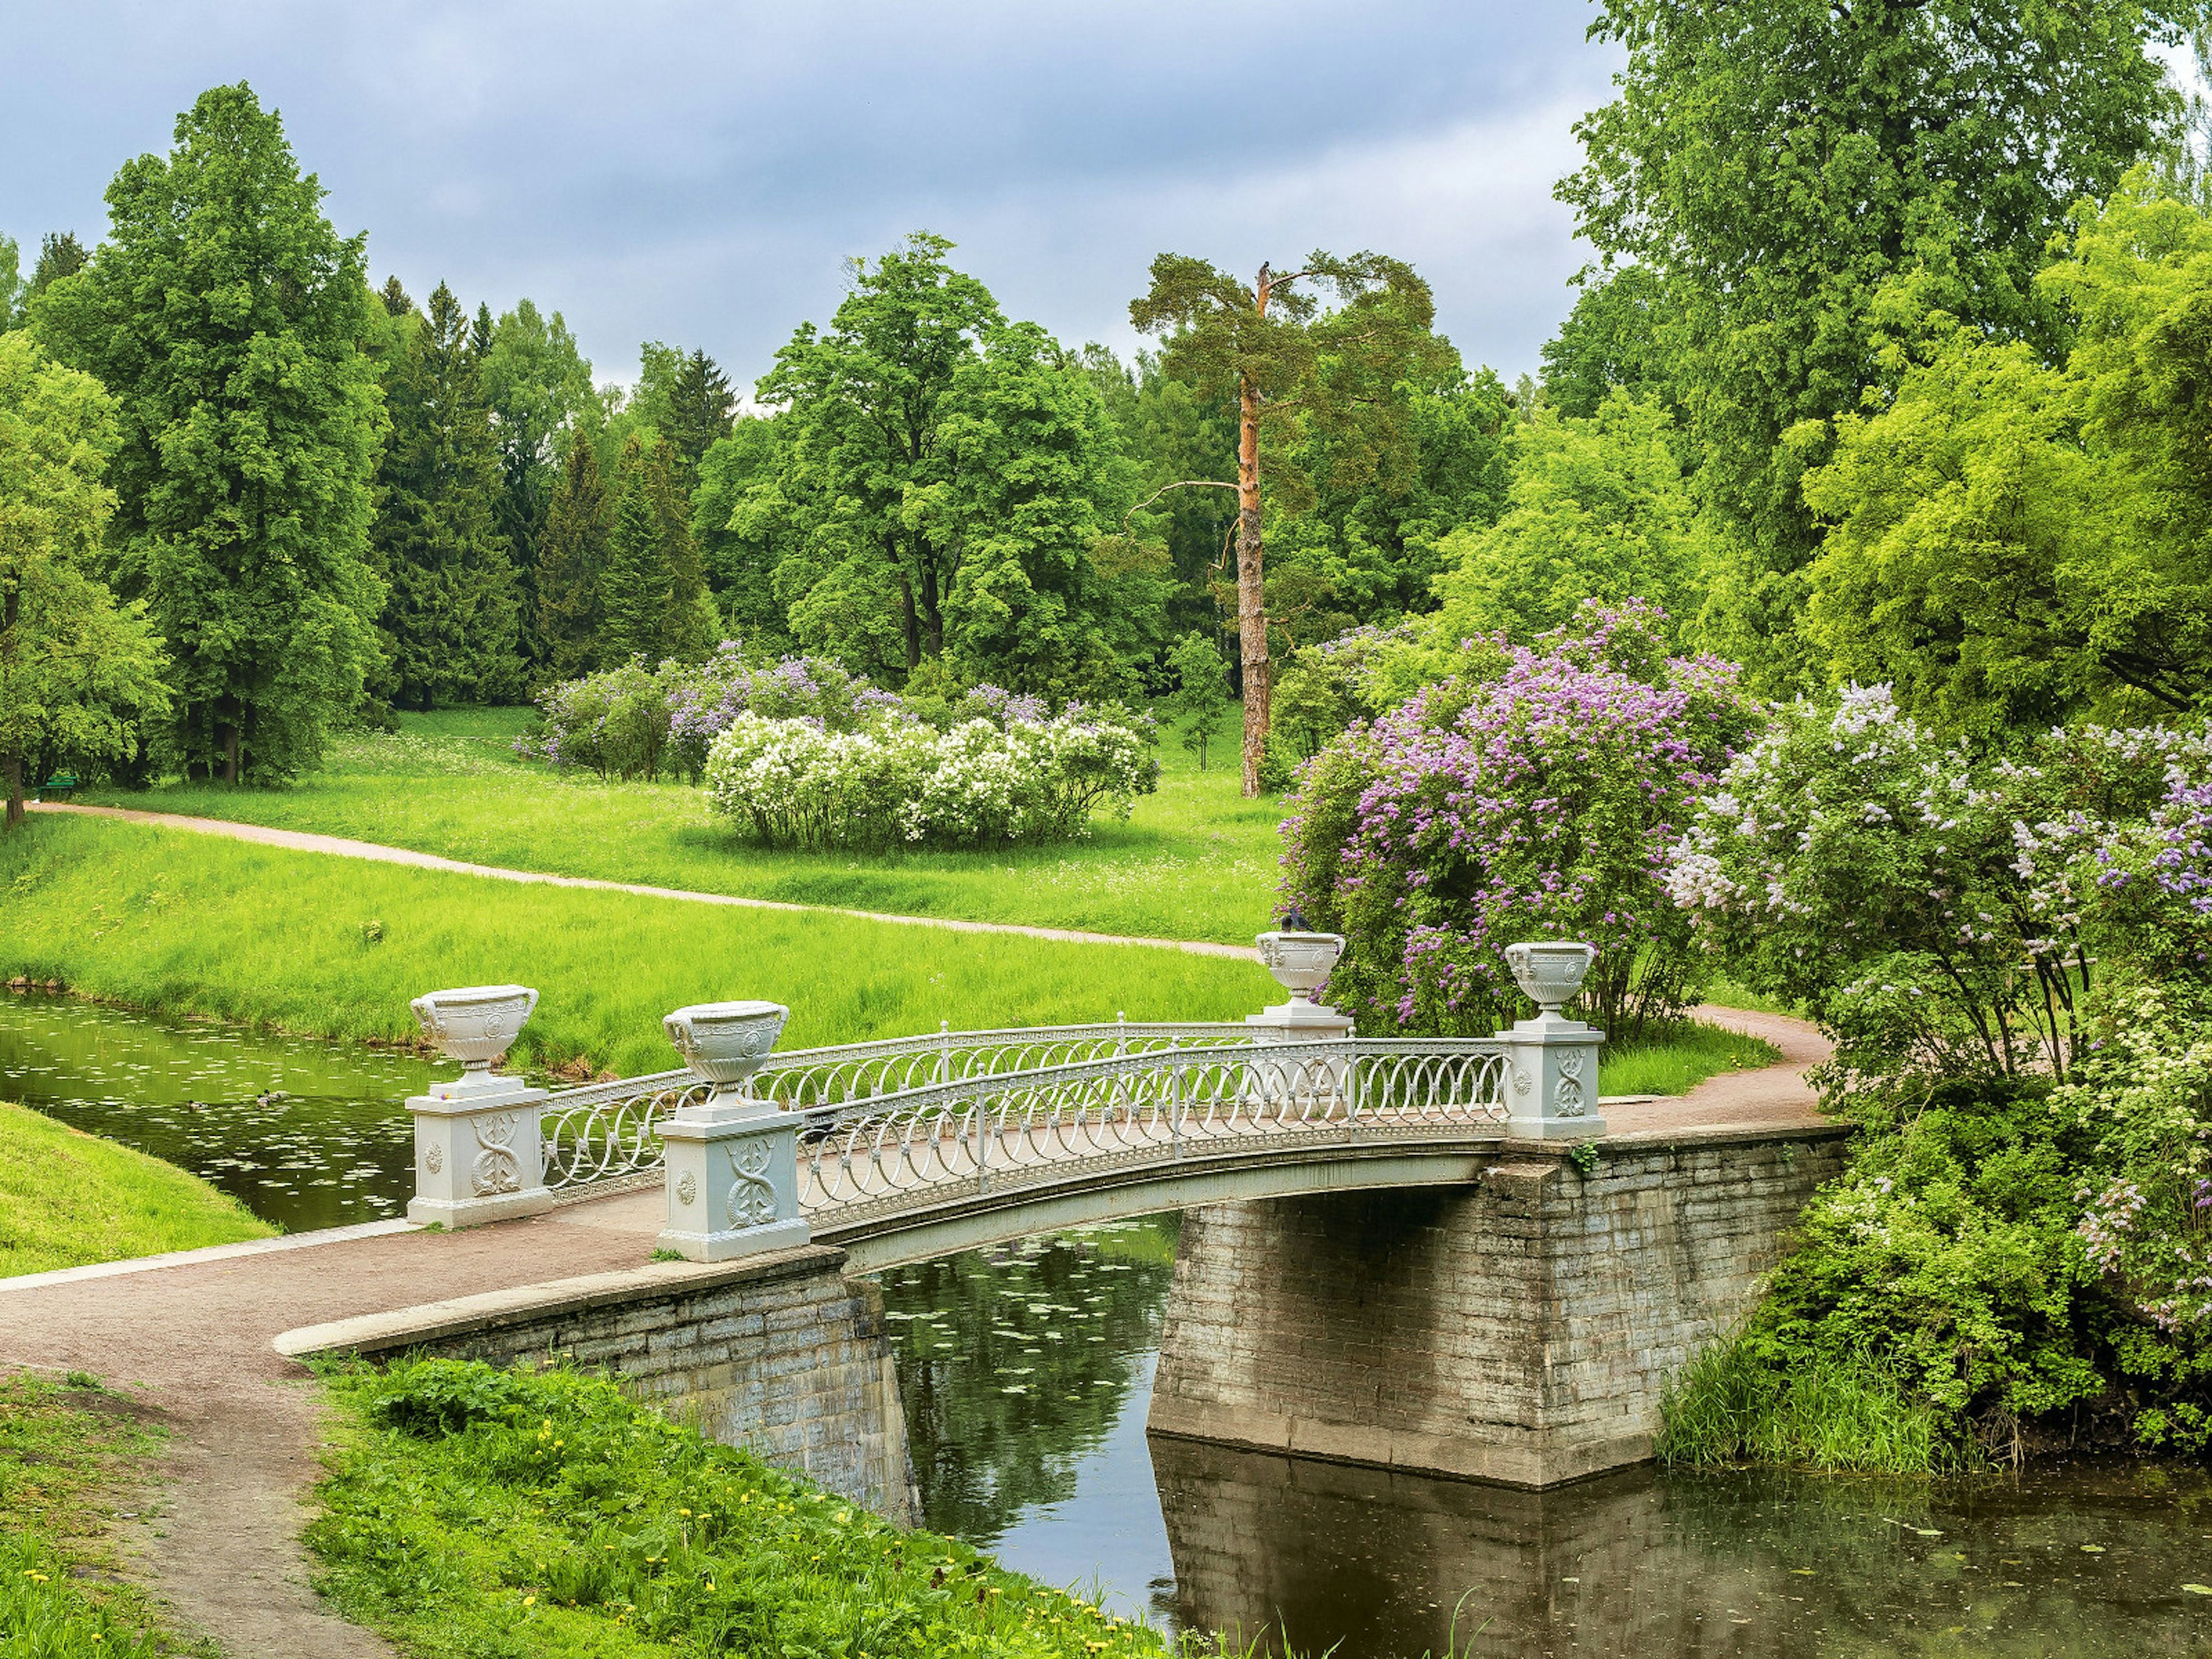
xmin=25 ymin=801 xmax=1262 ymax=960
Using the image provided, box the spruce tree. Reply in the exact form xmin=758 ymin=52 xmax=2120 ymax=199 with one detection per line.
xmin=28 ymin=234 xmax=88 ymax=301
xmin=600 ymin=433 xmax=670 ymax=664
xmin=650 ymin=437 xmax=713 ymax=661
xmin=29 ymin=82 xmax=383 ymax=781
xmin=372 ymin=281 xmax=522 ymax=706
xmin=664 ymin=349 xmax=736 ymax=490
xmin=538 ymin=440 xmax=609 ymax=679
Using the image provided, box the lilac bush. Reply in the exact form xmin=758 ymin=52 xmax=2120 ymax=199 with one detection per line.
xmin=1280 ymin=601 xmax=1754 ymax=1037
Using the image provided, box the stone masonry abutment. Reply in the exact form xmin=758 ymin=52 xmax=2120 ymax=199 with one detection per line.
xmin=1146 ymin=1126 xmax=1849 ymax=1488
xmin=278 ymin=1244 xmax=919 ymax=1524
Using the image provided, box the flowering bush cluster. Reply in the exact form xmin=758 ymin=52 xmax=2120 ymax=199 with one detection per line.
xmin=1663 ymin=685 xmax=2212 ymax=1464
xmin=1279 ymin=600 xmax=1755 ymax=1037
xmin=521 ymin=645 xmax=902 ymax=782
xmin=702 ymin=704 xmax=1158 ymax=852
xmin=1665 ymin=685 xmax=2212 ymax=1089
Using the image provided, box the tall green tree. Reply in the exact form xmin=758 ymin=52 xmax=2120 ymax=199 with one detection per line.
xmin=479 ymin=298 xmax=596 ymax=671
xmin=370 ymin=280 xmax=522 ymax=707
xmin=537 ymin=438 xmax=610 ymax=680
xmin=662 ymin=349 xmax=736 ymax=488
xmin=1130 ymin=251 xmax=1452 ymax=795
xmin=754 ymin=234 xmax=1002 ymax=679
xmin=0 ymin=334 xmax=169 ymax=827
xmin=691 ymin=416 xmax=792 ymax=650
xmin=1430 ymin=390 xmax=1704 ymax=645
xmin=30 ymin=82 xmax=384 ymax=781
xmin=1558 ymin=0 xmax=2201 ymax=692
xmin=599 ymin=433 xmax=704 ymax=664
xmin=1164 ymin=630 xmax=1229 ymax=770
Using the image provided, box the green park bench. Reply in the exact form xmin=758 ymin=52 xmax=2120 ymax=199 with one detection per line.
xmin=39 ymin=773 xmax=77 ymax=800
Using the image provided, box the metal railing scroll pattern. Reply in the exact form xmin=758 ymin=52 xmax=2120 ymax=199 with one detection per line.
xmin=531 ymin=1020 xmax=1253 ymax=1192
xmin=796 ymin=1036 xmax=1512 ymax=1218
xmin=539 ymin=1072 xmax=711 ymax=1190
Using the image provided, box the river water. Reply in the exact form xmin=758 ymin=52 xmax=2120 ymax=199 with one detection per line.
xmin=10 ymin=993 xmax=2212 ymax=1656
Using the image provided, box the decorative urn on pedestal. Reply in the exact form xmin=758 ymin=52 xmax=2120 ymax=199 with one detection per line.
xmin=1248 ymin=908 xmax=1355 ymax=1088
xmin=404 ymin=984 xmax=552 ymax=1226
xmin=1500 ymin=941 xmax=1606 ymax=1143
xmin=662 ymin=1000 xmax=790 ymax=1120
xmin=656 ymin=999 xmax=810 ymax=1263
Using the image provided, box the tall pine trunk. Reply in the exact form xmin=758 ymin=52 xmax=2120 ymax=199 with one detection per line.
xmin=1236 ymin=366 xmax=1268 ymax=798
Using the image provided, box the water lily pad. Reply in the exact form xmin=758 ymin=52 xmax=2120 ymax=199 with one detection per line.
xmin=2081 ymin=1544 xmax=2106 ymax=1554
xmin=2183 ymin=1584 xmax=2212 ymax=1596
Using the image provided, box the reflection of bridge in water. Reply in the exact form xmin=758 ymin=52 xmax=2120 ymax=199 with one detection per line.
xmin=272 ymin=942 xmax=1843 ymax=1513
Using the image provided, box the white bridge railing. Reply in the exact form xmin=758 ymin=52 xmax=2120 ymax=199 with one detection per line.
xmin=400 ymin=934 xmax=1607 ymax=1257
xmin=535 ymin=1019 xmax=1250 ymax=1192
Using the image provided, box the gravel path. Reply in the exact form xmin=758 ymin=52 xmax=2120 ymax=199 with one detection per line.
xmin=26 ymin=801 xmax=1262 ymax=961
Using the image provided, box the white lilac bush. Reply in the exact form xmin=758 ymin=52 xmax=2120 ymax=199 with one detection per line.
xmin=1662 ymin=685 xmax=2212 ymax=1462
xmin=702 ymin=704 xmax=1157 ymax=852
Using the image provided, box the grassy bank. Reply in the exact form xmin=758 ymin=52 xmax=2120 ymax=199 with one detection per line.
xmin=1599 ymin=1021 xmax=1779 ymax=1098
xmin=0 ymin=1100 xmax=274 ymax=1278
xmin=77 ymin=706 xmax=1285 ymax=947
xmin=1 ymin=1371 xmax=209 ymax=1656
xmin=310 ymin=1357 xmax=1180 ymax=1659
xmin=0 ymin=813 xmax=1278 ymax=1076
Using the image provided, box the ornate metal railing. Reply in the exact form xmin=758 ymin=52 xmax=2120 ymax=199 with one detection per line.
xmin=793 ymin=1036 xmax=1511 ymax=1221
xmin=533 ymin=1018 xmax=1255 ymax=1192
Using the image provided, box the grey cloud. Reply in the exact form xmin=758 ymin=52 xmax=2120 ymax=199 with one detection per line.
xmin=4 ymin=1 xmax=1618 ymax=387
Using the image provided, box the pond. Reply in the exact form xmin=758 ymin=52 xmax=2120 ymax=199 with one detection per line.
xmin=0 ymin=991 xmax=433 ymax=1232
xmin=11 ymin=993 xmax=2212 ymax=1655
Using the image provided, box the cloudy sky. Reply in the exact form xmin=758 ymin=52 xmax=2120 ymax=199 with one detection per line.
xmin=5 ymin=2 xmax=1622 ymax=393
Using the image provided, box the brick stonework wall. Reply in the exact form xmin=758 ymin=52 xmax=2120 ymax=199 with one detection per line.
xmin=410 ymin=1246 xmax=917 ymax=1522
xmin=1147 ymin=1129 xmax=1848 ymax=1487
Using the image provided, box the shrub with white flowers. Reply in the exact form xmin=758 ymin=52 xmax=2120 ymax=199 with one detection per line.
xmin=702 ymin=704 xmax=1157 ymax=851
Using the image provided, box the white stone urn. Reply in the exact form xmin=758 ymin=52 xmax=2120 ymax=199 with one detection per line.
xmin=410 ymin=984 xmax=539 ymax=1097
xmin=1256 ymin=931 xmax=1345 ymax=1007
xmin=665 ymin=1000 xmax=790 ymax=1111
xmin=1505 ymin=942 xmax=1596 ymax=1018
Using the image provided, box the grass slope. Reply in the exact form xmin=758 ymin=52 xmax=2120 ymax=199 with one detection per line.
xmin=0 ymin=1100 xmax=273 ymax=1277
xmin=78 ymin=706 xmax=1285 ymax=947
xmin=311 ymin=1358 xmax=1181 ymax=1659
xmin=0 ymin=1371 xmax=212 ymax=1655
xmin=0 ymin=813 xmax=1277 ymax=1076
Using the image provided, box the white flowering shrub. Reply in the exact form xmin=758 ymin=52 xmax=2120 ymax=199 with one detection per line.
xmin=703 ymin=706 xmax=1157 ymax=851
xmin=1666 ymin=684 xmax=2210 ymax=1089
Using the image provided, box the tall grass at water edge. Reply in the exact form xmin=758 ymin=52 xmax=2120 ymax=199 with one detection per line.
xmin=1658 ymin=1335 xmax=1953 ymax=1476
xmin=0 ymin=814 xmax=1278 ymax=1077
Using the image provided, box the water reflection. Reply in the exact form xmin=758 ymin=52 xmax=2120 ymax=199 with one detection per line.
xmin=0 ymin=992 xmax=435 ymax=1231
xmin=1153 ymin=1440 xmax=2212 ymax=1656
xmin=880 ymin=1211 xmax=2212 ymax=1658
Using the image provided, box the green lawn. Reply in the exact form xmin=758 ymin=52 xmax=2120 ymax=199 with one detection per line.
xmin=0 ymin=1099 xmax=274 ymax=1278
xmin=77 ymin=706 xmax=1286 ymax=948
xmin=310 ymin=1358 xmax=1183 ymax=1659
xmin=0 ymin=813 xmax=1277 ymax=1077
xmin=0 ymin=1370 xmax=212 ymax=1655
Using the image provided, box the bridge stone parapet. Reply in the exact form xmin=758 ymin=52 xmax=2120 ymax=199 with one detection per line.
xmin=1146 ymin=1124 xmax=1849 ymax=1488
xmin=275 ymin=1245 xmax=918 ymax=1524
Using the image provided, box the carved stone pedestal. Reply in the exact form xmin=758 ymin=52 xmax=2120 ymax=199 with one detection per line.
xmin=658 ymin=1105 xmax=812 ymax=1263
xmin=407 ymin=1077 xmax=553 ymax=1226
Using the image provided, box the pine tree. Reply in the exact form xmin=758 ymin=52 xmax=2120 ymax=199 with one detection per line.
xmin=650 ymin=437 xmax=713 ymax=661
xmin=28 ymin=234 xmax=87 ymax=300
xmin=538 ymin=440 xmax=609 ymax=679
xmin=600 ymin=433 xmax=669 ymax=664
xmin=664 ymin=349 xmax=736 ymax=490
